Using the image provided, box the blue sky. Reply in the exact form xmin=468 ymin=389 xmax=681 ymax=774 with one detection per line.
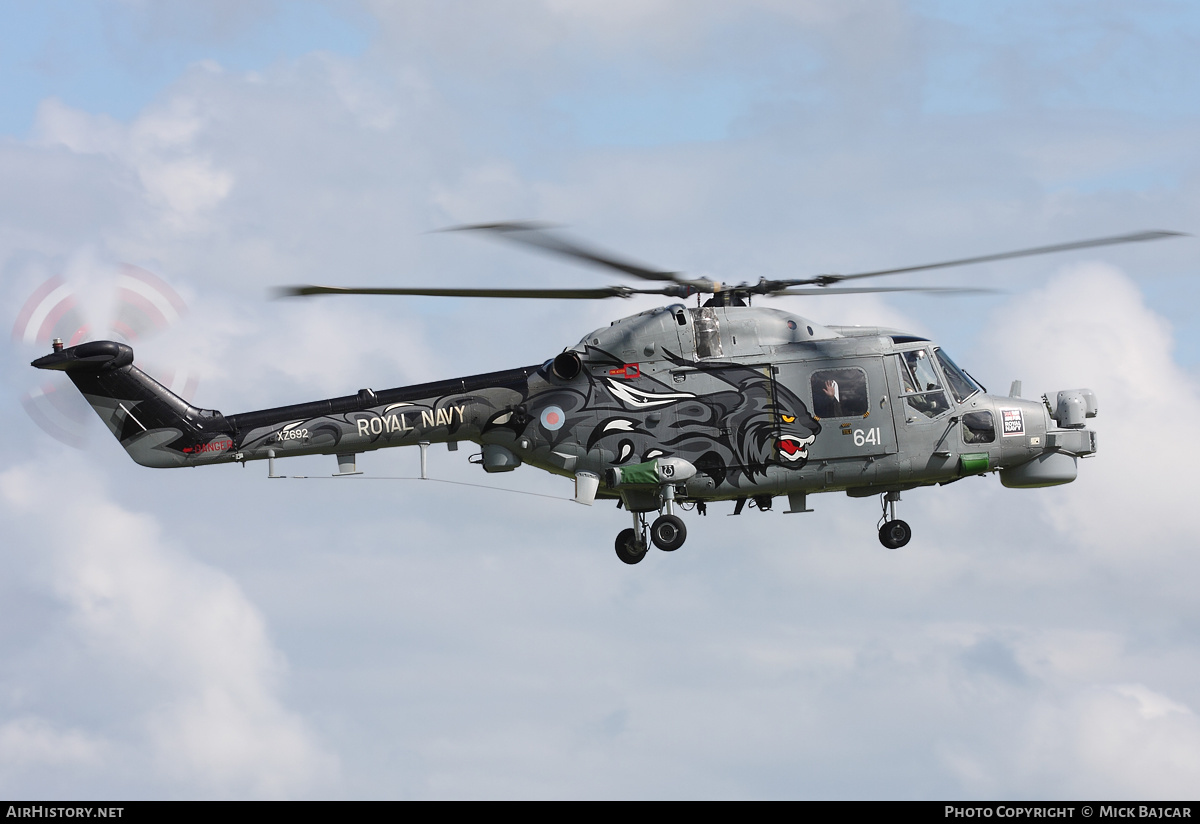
xmin=1 ymin=1 xmax=1199 ymax=800
xmin=0 ymin=1 xmax=371 ymax=135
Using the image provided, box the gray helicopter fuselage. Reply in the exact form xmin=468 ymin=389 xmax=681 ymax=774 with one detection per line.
xmin=34 ymin=303 xmax=1095 ymax=515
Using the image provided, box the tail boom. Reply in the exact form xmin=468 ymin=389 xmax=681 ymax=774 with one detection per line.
xmin=33 ymin=340 xmax=536 ymax=469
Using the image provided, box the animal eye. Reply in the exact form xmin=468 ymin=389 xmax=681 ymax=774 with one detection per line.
xmin=781 ymin=414 xmax=795 ymax=423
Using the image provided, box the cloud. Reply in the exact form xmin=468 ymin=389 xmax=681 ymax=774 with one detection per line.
xmin=0 ymin=717 xmax=106 ymax=767
xmin=984 ymin=263 xmax=1196 ymax=553
xmin=946 ymin=681 xmax=1200 ymax=799
xmin=33 ymin=94 xmax=234 ymax=231
xmin=1051 ymin=684 xmax=1200 ymax=796
xmin=0 ymin=460 xmax=338 ymax=798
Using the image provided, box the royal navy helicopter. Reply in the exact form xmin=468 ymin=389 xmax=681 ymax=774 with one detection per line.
xmin=32 ymin=224 xmax=1181 ymax=564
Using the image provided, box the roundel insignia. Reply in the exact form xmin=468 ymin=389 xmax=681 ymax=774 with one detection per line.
xmin=540 ymin=405 xmax=566 ymax=431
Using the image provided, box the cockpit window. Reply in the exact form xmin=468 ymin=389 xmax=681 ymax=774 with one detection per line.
xmin=935 ymin=348 xmax=983 ymax=403
xmin=903 ymin=349 xmax=941 ymax=393
xmin=962 ymin=411 xmax=995 ymax=444
xmin=896 ymin=350 xmax=949 ymax=418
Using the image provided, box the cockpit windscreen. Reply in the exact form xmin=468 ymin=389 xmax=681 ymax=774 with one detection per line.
xmin=934 ymin=348 xmax=983 ymax=403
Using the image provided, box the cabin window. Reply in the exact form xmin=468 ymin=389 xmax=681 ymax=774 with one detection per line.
xmin=935 ymin=348 xmax=983 ymax=403
xmin=691 ymin=307 xmax=723 ymax=359
xmin=810 ymin=368 xmax=868 ymax=418
xmin=895 ymin=350 xmax=950 ymax=418
xmin=961 ymin=411 xmax=995 ymax=444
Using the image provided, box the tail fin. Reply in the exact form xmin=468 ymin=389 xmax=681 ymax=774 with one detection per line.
xmin=32 ymin=340 xmax=235 ymax=467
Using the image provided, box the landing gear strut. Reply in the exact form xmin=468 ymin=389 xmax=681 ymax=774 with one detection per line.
xmin=877 ymin=491 xmax=912 ymax=549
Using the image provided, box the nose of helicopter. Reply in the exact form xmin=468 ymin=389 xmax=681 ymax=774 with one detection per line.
xmin=999 ymin=387 xmax=1097 ymax=488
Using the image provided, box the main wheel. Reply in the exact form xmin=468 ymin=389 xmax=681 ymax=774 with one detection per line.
xmin=878 ymin=519 xmax=912 ymax=549
xmin=650 ymin=514 xmax=687 ymax=551
xmin=615 ymin=528 xmax=647 ymax=565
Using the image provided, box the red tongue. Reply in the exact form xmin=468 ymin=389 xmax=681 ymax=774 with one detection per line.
xmin=779 ymin=439 xmax=798 ymax=455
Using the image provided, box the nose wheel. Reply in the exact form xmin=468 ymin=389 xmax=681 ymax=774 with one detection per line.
xmin=877 ymin=491 xmax=912 ymax=549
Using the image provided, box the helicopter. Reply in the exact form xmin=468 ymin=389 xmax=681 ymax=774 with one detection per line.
xmin=32 ymin=223 xmax=1181 ymax=564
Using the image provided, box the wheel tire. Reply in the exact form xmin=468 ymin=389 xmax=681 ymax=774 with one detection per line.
xmin=615 ymin=528 xmax=647 ymax=565
xmin=650 ymin=514 xmax=687 ymax=551
xmin=878 ymin=519 xmax=912 ymax=549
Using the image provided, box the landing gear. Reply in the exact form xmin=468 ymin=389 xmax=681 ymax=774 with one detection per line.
xmin=615 ymin=528 xmax=648 ymax=565
xmin=650 ymin=514 xmax=686 ymax=551
xmin=615 ymin=486 xmax=691 ymax=564
xmin=652 ymin=483 xmax=688 ymax=551
xmin=877 ymin=491 xmax=912 ymax=549
xmin=878 ymin=519 xmax=911 ymax=549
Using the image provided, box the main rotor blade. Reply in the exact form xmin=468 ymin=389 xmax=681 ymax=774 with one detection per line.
xmin=443 ymin=221 xmax=683 ymax=283
xmin=816 ymin=230 xmax=1187 ymax=284
xmin=277 ymin=284 xmax=675 ymax=300
xmin=769 ymin=285 xmax=995 ymax=297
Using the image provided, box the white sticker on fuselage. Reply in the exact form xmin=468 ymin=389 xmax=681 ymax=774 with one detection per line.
xmin=1001 ymin=408 xmax=1025 ymax=436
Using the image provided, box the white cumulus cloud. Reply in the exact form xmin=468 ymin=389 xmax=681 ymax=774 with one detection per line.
xmin=0 ymin=460 xmax=338 ymax=798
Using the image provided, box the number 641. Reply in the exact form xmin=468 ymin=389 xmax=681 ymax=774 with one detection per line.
xmin=854 ymin=427 xmax=880 ymax=447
